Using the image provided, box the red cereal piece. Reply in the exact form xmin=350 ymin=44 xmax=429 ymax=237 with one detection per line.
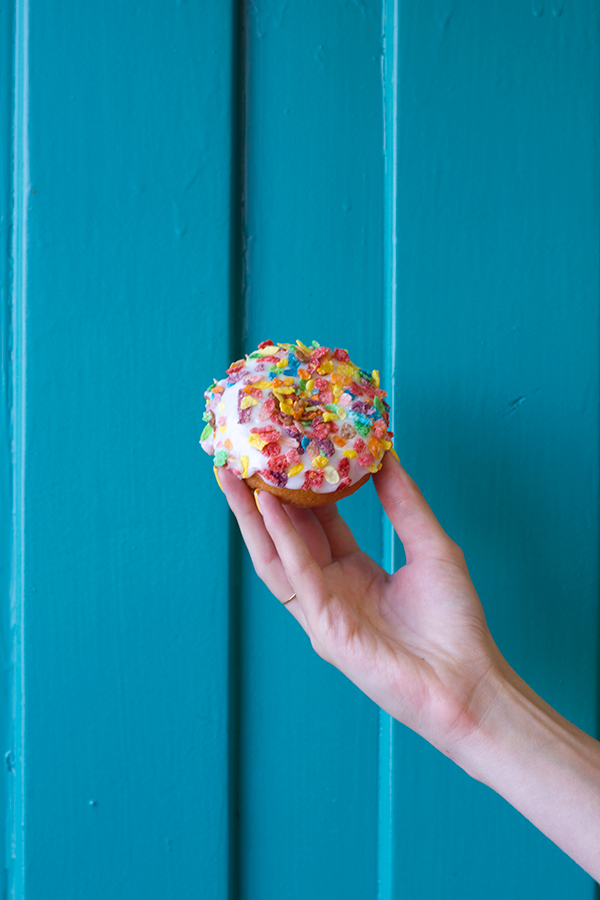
xmin=269 ymin=455 xmax=288 ymax=472
xmin=311 ymin=346 xmax=330 ymax=362
xmin=333 ymin=348 xmax=350 ymax=362
xmin=286 ymin=448 xmax=300 ymax=466
xmin=319 ymin=389 xmax=334 ymax=405
xmin=314 ymin=377 xmax=329 ymax=390
xmin=303 ymin=470 xmax=324 ymax=490
xmin=313 ymin=423 xmax=331 ymax=440
xmin=260 ymin=442 xmax=281 ymax=457
xmin=347 ymin=382 xmax=362 ymax=396
xmin=258 ymin=340 xmax=275 ymax=349
xmin=338 ymin=457 xmax=350 ymax=478
xmin=336 ymin=476 xmax=352 ymax=491
xmin=361 ymin=381 xmax=375 ymax=398
xmin=357 ymin=452 xmax=374 ymax=468
xmin=353 ymin=438 xmax=366 ymax=453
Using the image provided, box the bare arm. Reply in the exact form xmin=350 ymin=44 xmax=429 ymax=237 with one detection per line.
xmin=219 ymin=452 xmax=600 ymax=880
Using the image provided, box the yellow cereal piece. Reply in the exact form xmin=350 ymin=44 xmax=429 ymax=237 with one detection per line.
xmin=336 ymin=406 xmax=346 ymax=419
xmin=371 ymin=370 xmax=380 ymax=388
xmin=305 ymin=379 xmax=314 ymax=392
xmin=288 ymin=463 xmax=304 ymax=477
xmin=273 ymin=385 xmax=295 ymax=395
xmin=312 ymin=455 xmax=329 ymax=469
xmin=213 ymin=467 xmax=224 ymax=493
xmin=257 ymin=344 xmax=278 ymax=357
xmin=253 ymin=380 xmax=272 ymax=390
xmin=296 ymin=340 xmax=312 ymax=355
xmin=344 ymin=450 xmax=358 ymax=459
xmin=240 ymin=396 xmax=258 ymax=409
xmin=276 ymin=358 xmax=289 ymax=368
xmin=366 ymin=462 xmax=383 ymax=474
xmin=217 ymin=402 xmax=226 ymax=412
xmin=241 ymin=455 xmax=249 ymax=478
xmin=317 ymin=360 xmax=334 ymax=375
xmin=219 ymin=426 xmax=227 ymax=433
xmin=381 ymin=439 xmax=392 ymax=450
xmin=248 ymin=433 xmax=267 ymax=450
xmin=224 ymin=438 xmax=233 ymax=450
xmin=322 ymin=411 xmax=338 ymax=422
xmin=280 ymin=401 xmax=294 ymax=415
xmin=337 ymin=363 xmax=357 ymax=380
xmin=332 ymin=383 xmax=343 ymax=401
xmin=324 ymin=466 xmax=340 ymax=485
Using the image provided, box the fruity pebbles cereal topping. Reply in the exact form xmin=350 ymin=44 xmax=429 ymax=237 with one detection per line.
xmin=200 ymin=340 xmax=393 ymax=495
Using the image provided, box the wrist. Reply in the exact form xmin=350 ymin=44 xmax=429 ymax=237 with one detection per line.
xmin=445 ymin=654 xmax=600 ymax=879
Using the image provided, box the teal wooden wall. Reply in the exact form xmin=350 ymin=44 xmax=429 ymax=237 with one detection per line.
xmin=3 ymin=0 xmax=598 ymax=897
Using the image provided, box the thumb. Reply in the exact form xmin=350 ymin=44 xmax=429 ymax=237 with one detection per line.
xmin=374 ymin=453 xmax=459 ymax=563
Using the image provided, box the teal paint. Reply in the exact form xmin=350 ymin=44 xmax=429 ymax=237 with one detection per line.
xmin=4 ymin=0 xmax=599 ymax=896
xmin=9 ymin=1 xmax=238 ymax=896
xmin=237 ymin=3 xmax=384 ymax=897
xmin=387 ymin=0 xmax=599 ymax=895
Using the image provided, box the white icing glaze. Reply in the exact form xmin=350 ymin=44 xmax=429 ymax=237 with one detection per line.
xmin=200 ymin=341 xmax=392 ymax=495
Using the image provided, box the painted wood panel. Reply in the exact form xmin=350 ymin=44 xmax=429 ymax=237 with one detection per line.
xmin=237 ymin=2 xmax=384 ymax=898
xmin=382 ymin=0 xmax=599 ymax=895
xmin=5 ymin=0 xmax=599 ymax=897
xmin=10 ymin=1 xmax=238 ymax=896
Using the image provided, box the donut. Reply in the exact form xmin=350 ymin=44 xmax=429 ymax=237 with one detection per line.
xmin=200 ymin=340 xmax=393 ymax=508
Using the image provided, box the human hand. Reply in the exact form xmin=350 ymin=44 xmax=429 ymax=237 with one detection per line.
xmin=219 ymin=452 xmax=504 ymax=755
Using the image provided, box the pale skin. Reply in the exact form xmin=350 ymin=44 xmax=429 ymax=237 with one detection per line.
xmin=219 ymin=452 xmax=600 ymax=881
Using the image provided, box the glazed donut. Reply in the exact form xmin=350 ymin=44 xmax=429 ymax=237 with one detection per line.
xmin=200 ymin=340 xmax=393 ymax=508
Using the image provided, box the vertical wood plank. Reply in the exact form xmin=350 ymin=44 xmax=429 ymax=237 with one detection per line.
xmin=1 ymin=1 xmax=15 ymax=895
xmin=385 ymin=0 xmax=599 ymax=894
xmin=238 ymin=2 xmax=384 ymax=897
xmin=11 ymin=1 xmax=238 ymax=896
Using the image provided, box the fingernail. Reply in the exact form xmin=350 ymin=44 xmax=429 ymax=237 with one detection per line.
xmin=390 ymin=448 xmax=401 ymax=464
xmin=253 ymin=490 xmax=263 ymax=514
xmin=213 ymin=466 xmax=224 ymax=493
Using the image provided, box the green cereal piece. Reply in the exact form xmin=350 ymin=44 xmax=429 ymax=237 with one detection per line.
xmin=374 ymin=396 xmax=385 ymax=415
xmin=311 ymin=340 xmax=320 ymax=348
xmin=214 ymin=450 xmax=228 ymax=467
xmin=354 ymin=421 xmax=370 ymax=437
xmin=298 ymin=379 xmax=307 ymax=391
xmin=201 ymin=423 xmax=214 ymax=441
xmin=202 ymin=411 xmax=212 ymax=422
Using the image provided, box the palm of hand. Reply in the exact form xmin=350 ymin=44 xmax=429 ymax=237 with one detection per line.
xmin=297 ymin=512 xmax=495 ymax=749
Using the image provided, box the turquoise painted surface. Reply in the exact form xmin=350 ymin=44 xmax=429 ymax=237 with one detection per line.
xmin=383 ymin=0 xmax=599 ymax=895
xmin=4 ymin=0 xmax=599 ymax=897
xmin=238 ymin=5 xmax=384 ymax=896
xmin=11 ymin=1 xmax=237 ymax=896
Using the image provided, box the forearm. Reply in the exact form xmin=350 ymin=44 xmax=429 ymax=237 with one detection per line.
xmin=451 ymin=661 xmax=600 ymax=880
